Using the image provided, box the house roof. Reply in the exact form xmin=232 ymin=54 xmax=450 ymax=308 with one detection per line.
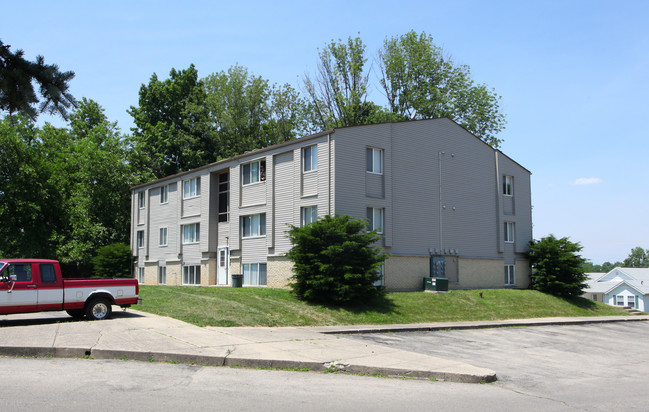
xmin=584 ymin=267 xmax=649 ymax=295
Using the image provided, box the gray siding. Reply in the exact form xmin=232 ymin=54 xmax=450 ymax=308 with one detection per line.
xmin=333 ymin=118 xmax=532 ymax=260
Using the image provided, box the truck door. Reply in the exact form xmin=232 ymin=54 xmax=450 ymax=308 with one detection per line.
xmin=36 ymin=263 xmax=63 ymax=310
xmin=0 ymin=263 xmax=39 ymax=314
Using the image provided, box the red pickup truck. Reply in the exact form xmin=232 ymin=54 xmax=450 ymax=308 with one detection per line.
xmin=0 ymin=259 xmax=140 ymax=320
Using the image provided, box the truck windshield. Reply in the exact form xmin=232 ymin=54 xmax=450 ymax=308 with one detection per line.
xmin=0 ymin=261 xmax=6 ymax=276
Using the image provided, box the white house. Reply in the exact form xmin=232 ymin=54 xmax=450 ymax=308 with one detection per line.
xmin=584 ymin=268 xmax=649 ymax=311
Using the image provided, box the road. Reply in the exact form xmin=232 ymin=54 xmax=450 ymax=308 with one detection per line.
xmin=347 ymin=322 xmax=649 ymax=410
xmin=0 ymin=356 xmax=573 ymax=411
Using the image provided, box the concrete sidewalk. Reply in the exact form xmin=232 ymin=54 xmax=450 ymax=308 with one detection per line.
xmin=1 ymin=310 xmax=647 ymax=383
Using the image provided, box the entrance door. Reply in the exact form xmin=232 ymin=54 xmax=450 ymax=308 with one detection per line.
xmin=217 ymin=247 xmax=229 ymax=285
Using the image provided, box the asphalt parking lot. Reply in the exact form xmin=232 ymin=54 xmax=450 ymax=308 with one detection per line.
xmin=348 ymin=322 xmax=649 ymax=410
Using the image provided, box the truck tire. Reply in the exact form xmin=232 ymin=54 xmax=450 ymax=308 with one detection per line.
xmin=85 ymin=297 xmax=112 ymax=320
xmin=66 ymin=309 xmax=85 ymax=319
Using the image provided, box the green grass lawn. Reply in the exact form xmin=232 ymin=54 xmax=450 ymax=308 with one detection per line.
xmin=135 ymin=286 xmax=629 ymax=327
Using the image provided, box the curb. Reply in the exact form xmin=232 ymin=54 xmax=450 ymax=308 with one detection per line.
xmin=316 ymin=315 xmax=649 ymax=335
xmin=0 ymin=346 xmax=496 ymax=384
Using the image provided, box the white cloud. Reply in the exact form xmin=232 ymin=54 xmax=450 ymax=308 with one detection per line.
xmin=571 ymin=177 xmax=603 ymax=185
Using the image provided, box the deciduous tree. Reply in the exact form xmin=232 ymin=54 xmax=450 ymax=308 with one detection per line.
xmin=378 ymin=31 xmax=506 ymax=147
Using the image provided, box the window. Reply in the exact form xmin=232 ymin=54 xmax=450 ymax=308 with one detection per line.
xmin=182 ymin=223 xmax=200 ymax=244
xmin=8 ymin=264 xmax=32 ymax=282
xmin=159 ymin=227 xmax=168 ymax=246
xmin=183 ymin=177 xmax=201 ymax=199
xmin=243 ymin=263 xmax=267 ymax=286
xmin=183 ymin=265 xmax=201 ymax=285
xmin=503 ymin=175 xmax=513 ymax=196
xmin=367 ymin=207 xmax=384 ymax=234
xmin=137 ymin=267 xmax=145 ymax=283
xmin=218 ymin=172 xmax=229 ymax=222
xmin=242 ymin=214 xmax=266 ymax=238
xmin=374 ymin=264 xmax=385 ymax=287
xmin=504 ymin=222 xmax=515 ymax=243
xmin=158 ymin=266 xmax=166 ymax=285
xmin=505 ymin=265 xmax=515 ymax=286
xmin=301 ymin=206 xmax=318 ymax=226
xmin=160 ymin=185 xmax=168 ymax=204
xmin=366 ymin=147 xmax=383 ymax=174
xmin=628 ymin=295 xmax=636 ymax=308
xmin=303 ymin=145 xmax=318 ymax=172
xmin=242 ymin=160 xmax=266 ymax=185
xmin=615 ymin=295 xmax=624 ymax=306
xmin=138 ymin=191 xmax=145 ymax=209
xmin=39 ymin=263 xmax=57 ymax=283
xmin=137 ymin=230 xmax=145 ymax=248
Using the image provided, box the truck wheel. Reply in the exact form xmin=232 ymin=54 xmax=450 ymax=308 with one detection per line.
xmin=66 ymin=309 xmax=85 ymax=319
xmin=85 ymin=298 xmax=112 ymax=320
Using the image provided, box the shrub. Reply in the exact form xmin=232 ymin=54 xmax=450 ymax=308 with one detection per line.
xmin=286 ymin=215 xmax=388 ymax=305
xmin=528 ymin=235 xmax=587 ymax=299
xmin=92 ymin=242 xmax=132 ymax=278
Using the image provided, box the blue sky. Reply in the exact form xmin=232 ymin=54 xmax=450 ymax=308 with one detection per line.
xmin=3 ymin=0 xmax=647 ymax=264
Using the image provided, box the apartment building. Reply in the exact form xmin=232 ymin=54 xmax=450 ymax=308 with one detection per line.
xmin=131 ymin=118 xmax=532 ymax=291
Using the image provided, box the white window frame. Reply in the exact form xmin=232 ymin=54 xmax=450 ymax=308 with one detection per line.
xmin=137 ymin=230 xmax=144 ymax=248
xmin=628 ymin=295 xmax=636 ymax=308
xmin=615 ymin=295 xmax=625 ymax=306
xmin=159 ymin=227 xmax=168 ymax=247
xmin=182 ymin=223 xmax=200 ymax=244
xmin=137 ymin=267 xmax=145 ymax=283
xmin=504 ymin=222 xmax=515 ymax=243
xmin=158 ymin=265 xmax=166 ymax=285
xmin=183 ymin=177 xmax=201 ymax=199
xmin=367 ymin=207 xmax=384 ymax=234
xmin=160 ymin=185 xmax=168 ymax=204
xmin=302 ymin=145 xmax=318 ymax=173
xmin=366 ymin=147 xmax=384 ymax=174
xmin=242 ymin=159 xmax=266 ymax=185
xmin=182 ymin=265 xmax=201 ymax=285
xmin=138 ymin=191 xmax=145 ymax=209
xmin=242 ymin=214 xmax=266 ymax=238
xmin=301 ymin=206 xmax=318 ymax=226
xmin=503 ymin=175 xmax=513 ymax=196
xmin=505 ymin=264 xmax=516 ymax=286
xmin=243 ymin=263 xmax=267 ymax=286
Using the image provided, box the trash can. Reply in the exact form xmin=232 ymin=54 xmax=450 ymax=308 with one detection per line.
xmin=231 ymin=274 xmax=243 ymax=288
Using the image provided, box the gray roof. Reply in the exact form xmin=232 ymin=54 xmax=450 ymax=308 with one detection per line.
xmin=584 ymin=267 xmax=649 ymax=295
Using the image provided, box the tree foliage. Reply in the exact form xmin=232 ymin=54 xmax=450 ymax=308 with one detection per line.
xmin=528 ymin=235 xmax=588 ymax=299
xmin=286 ymin=215 xmax=388 ymax=305
xmin=92 ymin=242 xmax=132 ymax=278
xmin=303 ymin=32 xmax=506 ymax=147
xmin=378 ymin=31 xmax=506 ymax=147
xmin=623 ymin=247 xmax=649 ymax=268
xmin=0 ymin=100 xmax=135 ymax=275
xmin=0 ymin=40 xmax=77 ymax=121
xmin=130 ymin=64 xmax=312 ymax=179
xmin=303 ymin=37 xmax=391 ymax=129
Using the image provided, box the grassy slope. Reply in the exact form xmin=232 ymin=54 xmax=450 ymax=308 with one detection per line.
xmin=137 ymin=286 xmax=629 ymax=327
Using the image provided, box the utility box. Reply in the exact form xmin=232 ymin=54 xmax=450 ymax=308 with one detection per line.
xmin=423 ymin=277 xmax=449 ymax=292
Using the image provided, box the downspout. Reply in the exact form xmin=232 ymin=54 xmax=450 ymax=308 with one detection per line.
xmin=328 ymin=133 xmax=332 ymax=216
xmin=438 ymin=151 xmax=444 ymax=250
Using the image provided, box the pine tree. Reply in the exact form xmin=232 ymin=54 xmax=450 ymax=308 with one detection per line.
xmin=0 ymin=40 xmax=77 ymax=120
